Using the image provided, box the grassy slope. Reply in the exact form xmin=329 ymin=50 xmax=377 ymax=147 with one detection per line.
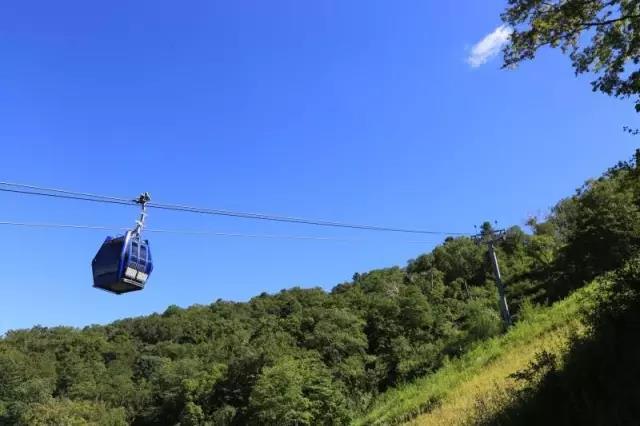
xmin=354 ymin=281 xmax=603 ymax=426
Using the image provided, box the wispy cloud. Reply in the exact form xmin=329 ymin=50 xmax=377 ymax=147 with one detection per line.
xmin=467 ymin=25 xmax=513 ymax=68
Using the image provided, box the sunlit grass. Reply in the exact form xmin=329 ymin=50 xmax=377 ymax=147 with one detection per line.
xmin=354 ymin=281 xmax=603 ymax=425
xmin=408 ymin=325 xmax=577 ymax=426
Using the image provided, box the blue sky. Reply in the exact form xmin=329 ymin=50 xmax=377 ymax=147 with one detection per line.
xmin=0 ymin=1 xmax=637 ymax=333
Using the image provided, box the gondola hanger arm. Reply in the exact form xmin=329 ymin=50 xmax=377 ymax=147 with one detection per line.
xmin=133 ymin=192 xmax=151 ymax=237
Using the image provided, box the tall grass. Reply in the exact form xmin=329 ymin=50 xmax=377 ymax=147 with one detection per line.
xmin=354 ymin=281 xmax=604 ymax=425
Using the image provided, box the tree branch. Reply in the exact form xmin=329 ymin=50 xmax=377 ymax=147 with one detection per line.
xmin=581 ymin=14 xmax=640 ymax=26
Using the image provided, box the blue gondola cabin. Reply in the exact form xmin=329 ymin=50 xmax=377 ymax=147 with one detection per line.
xmin=92 ymin=230 xmax=153 ymax=294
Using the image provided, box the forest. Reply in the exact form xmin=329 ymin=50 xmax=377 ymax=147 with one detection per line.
xmin=1 ymin=150 xmax=638 ymax=425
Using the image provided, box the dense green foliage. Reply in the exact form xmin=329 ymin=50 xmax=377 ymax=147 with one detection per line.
xmin=502 ymin=0 xmax=640 ymax=112
xmin=480 ymin=256 xmax=640 ymax=426
xmin=354 ymin=274 xmax=602 ymax=425
xmin=1 ymin=151 xmax=639 ymax=425
xmin=0 ymin=241 xmax=508 ymax=425
xmin=358 ymin=151 xmax=640 ymax=425
xmin=472 ymin=152 xmax=640 ymax=423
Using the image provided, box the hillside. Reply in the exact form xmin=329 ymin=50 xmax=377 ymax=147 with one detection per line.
xmin=0 ymin=151 xmax=638 ymax=425
xmin=395 ymin=254 xmax=640 ymax=426
xmin=355 ymin=279 xmax=601 ymax=425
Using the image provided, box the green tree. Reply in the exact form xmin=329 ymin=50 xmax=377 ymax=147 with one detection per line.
xmin=461 ymin=300 xmax=503 ymax=343
xmin=248 ymin=357 xmax=314 ymax=425
xmin=249 ymin=356 xmax=349 ymax=425
xmin=20 ymin=398 xmax=127 ymax=426
xmin=547 ymin=154 xmax=640 ymax=297
xmin=502 ymin=0 xmax=640 ymax=111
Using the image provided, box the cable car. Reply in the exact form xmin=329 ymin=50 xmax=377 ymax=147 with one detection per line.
xmin=92 ymin=192 xmax=153 ymax=295
xmin=92 ymin=231 xmax=153 ymax=294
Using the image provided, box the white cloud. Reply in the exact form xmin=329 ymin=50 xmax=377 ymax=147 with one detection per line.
xmin=467 ymin=25 xmax=513 ymax=68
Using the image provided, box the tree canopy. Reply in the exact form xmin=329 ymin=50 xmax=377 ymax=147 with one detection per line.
xmin=502 ymin=0 xmax=640 ymax=111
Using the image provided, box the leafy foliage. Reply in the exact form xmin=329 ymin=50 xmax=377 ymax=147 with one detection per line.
xmin=354 ymin=276 xmax=600 ymax=425
xmin=502 ymin=0 xmax=640 ymax=111
xmin=481 ymin=255 xmax=640 ymax=425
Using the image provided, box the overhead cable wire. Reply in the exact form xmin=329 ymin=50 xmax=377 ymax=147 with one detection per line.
xmin=0 ymin=181 xmax=133 ymax=203
xmin=147 ymin=202 xmax=468 ymax=235
xmin=0 ymin=181 xmax=469 ymax=236
xmin=0 ymin=221 xmax=437 ymax=243
xmin=0 ymin=187 xmax=135 ymax=207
